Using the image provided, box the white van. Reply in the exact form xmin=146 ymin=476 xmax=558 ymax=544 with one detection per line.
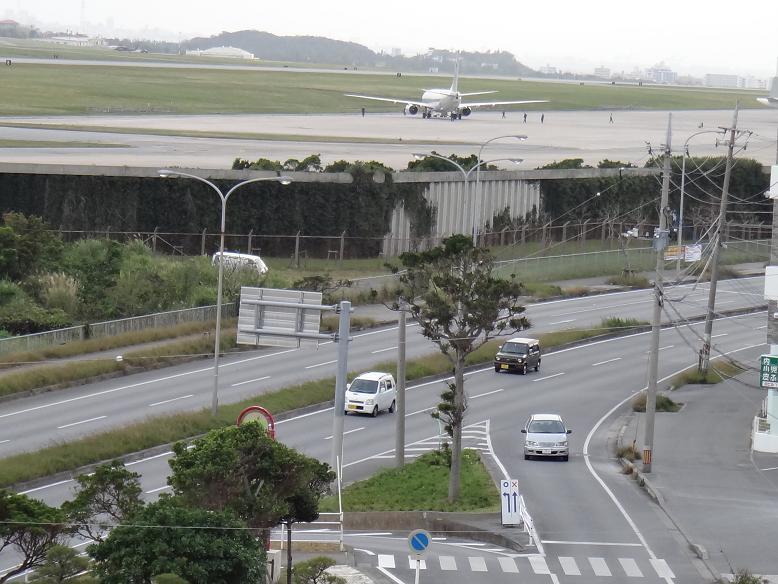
xmin=211 ymin=251 xmax=268 ymax=275
xmin=344 ymin=372 xmax=396 ymax=417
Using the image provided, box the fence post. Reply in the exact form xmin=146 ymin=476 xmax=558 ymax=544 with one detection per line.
xmin=521 ymin=224 xmax=527 ymax=245
xmin=105 ymin=225 xmax=111 ymax=240
xmin=724 ymin=221 xmax=731 ymax=242
xmin=581 ymin=219 xmax=590 ymax=244
xmin=152 ymin=227 xmax=158 ymax=253
xmin=601 ymin=220 xmax=607 ymax=243
xmin=500 ymin=227 xmax=507 ymax=247
xmin=294 ymin=231 xmax=301 ymax=268
xmin=201 ymin=228 xmax=207 ymax=255
xmin=562 ymin=221 xmax=570 ymax=242
xmin=247 ymin=229 xmax=253 ymax=254
xmin=339 ymin=231 xmax=346 ymax=265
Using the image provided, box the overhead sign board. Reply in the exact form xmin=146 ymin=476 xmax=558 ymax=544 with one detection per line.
xmin=237 ymin=287 xmax=325 ymax=348
xmin=500 ymin=478 xmax=521 ymax=526
xmin=663 ymin=244 xmax=702 ymax=262
xmin=760 ymin=355 xmax=778 ymax=389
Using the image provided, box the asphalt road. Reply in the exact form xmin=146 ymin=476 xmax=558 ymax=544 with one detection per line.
xmin=2 ymin=310 xmax=765 ymax=582
xmin=0 ymin=277 xmax=764 ymax=456
xmin=2 ymin=108 xmax=777 ymax=169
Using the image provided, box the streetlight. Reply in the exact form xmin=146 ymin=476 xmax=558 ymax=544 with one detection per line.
xmin=158 ymin=169 xmax=293 ymax=416
xmin=411 ymin=153 xmax=523 ymax=238
xmin=676 ymin=129 xmax=726 ymax=278
xmin=474 ymin=135 xmax=528 ymax=244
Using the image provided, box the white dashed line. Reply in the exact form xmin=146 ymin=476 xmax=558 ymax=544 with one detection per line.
xmin=57 ymin=416 xmax=107 ymax=429
xmin=149 ymin=394 xmax=193 ymax=407
xmin=711 ymin=333 xmax=729 ymax=338
xmin=549 ymin=319 xmax=576 ymax=325
xmin=231 ymin=375 xmax=270 ymax=387
xmin=305 ymin=359 xmax=337 ymax=369
xmin=532 ymin=373 xmax=565 ymax=382
xmin=325 ymin=427 xmax=364 ymax=440
xmin=592 ymin=358 xmax=622 ymax=367
xmin=145 ymin=485 xmax=172 ymax=494
xmin=0 ymin=440 xmax=9 ymax=445
xmin=471 ymin=388 xmax=505 ymax=399
xmin=371 ymin=346 xmax=398 ymax=354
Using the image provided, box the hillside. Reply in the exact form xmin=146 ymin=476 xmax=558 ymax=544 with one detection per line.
xmin=181 ymin=30 xmax=537 ymax=76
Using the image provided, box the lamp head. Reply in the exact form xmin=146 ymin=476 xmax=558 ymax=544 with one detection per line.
xmin=158 ymin=169 xmax=172 ymax=178
xmin=512 ymin=135 xmax=528 ymax=141
xmin=412 ymin=153 xmax=427 ymax=160
xmin=508 ymin=158 xmax=524 ymax=165
xmin=278 ymin=176 xmax=293 ymax=186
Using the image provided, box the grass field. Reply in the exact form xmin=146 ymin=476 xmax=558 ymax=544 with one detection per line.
xmin=0 ymin=60 xmax=765 ymax=116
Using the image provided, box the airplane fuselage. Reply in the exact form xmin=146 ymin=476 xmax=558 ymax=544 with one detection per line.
xmin=421 ymin=89 xmax=460 ymax=114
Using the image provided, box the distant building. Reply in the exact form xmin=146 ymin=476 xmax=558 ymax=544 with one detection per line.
xmin=390 ymin=47 xmax=402 ymax=57
xmin=705 ymin=73 xmax=740 ymax=88
xmin=539 ymin=65 xmax=559 ymax=76
xmin=186 ymin=46 xmax=254 ymax=59
xmin=593 ymin=66 xmax=611 ymax=79
xmin=741 ymin=76 xmax=766 ymax=90
xmin=39 ymin=35 xmax=106 ymax=47
xmin=647 ymin=64 xmax=677 ymax=84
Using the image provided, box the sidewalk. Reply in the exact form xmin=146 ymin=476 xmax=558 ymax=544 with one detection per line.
xmin=619 ymin=371 xmax=778 ymax=581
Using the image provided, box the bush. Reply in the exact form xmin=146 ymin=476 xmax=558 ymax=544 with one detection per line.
xmin=730 ymin=569 xmax=767 ymax=584
xmin=606 ymin=273 xmax=651 ymax=288
xmin=632 ymin=392 xmax=681 ymax=413
xmin=292 ymin=557 xmax=345 ymax=584
xmin=0 ymin=281 xmax=72 ymax=334
xmin=35 ymin=272 xmax=80 ymax=315
xmin=617 ymin=443 xmax=642 ymax=461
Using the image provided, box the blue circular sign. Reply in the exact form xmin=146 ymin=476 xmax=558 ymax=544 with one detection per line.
xmin=408 ymin=529 xmax=431 ymax=554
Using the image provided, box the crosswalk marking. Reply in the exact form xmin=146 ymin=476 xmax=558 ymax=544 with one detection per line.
xmin=438 ymin=556 xmax=456 ymax=571
xmin=497 ymin=557 xmax=519 ymax=573
xmin=529 ymin=555 xmax=550 ymax=574
xmin=650 ymin=558 xmax=675 ymax=579
xmin=468 ymin=557 xmax=487 ymax=572
xmin=377 ymin=555 xmax=394 ymax=569
xmin=407 ymin=557 xmax=426 ymax=570
xmin=559 ymin=556 xmax=581 ymax=576
xmin=590 ymin=557 xmax=612 ymax=576
xmin=620 ymin=558 xmax=643 ymax=577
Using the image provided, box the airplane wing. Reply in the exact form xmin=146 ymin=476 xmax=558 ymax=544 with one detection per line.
xmin=344 ymin=94 xmax=428 ymax=108
xmin=461 ymin=99 xmax=549 ymax=108
xmin=458 ymin=91 xmax=498 ymax=97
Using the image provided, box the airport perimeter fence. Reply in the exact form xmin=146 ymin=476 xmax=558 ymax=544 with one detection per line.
xmin=0 ymin=303 xmax=238 ymax=357
xmin=53 ymin=220 xmax=772 ymax=262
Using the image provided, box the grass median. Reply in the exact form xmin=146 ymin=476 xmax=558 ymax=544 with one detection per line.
xmin=0 ymin=317 xmax=645 ymax=488
xmin=319 ymin=450 xmax=499 ymax=513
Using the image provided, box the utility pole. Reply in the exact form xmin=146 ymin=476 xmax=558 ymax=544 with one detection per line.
xmin=395 ymin=303 xmax=407 ymax=467
xmin=643 ymin=113 xmax=673 ymax=474
xmin=331 ymin=301 xmax=352 ymax=474
xmin=698 ymin=103 xmax=740 ymax=375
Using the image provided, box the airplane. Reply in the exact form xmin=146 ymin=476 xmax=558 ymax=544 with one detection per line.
xmin=757 ymin=76 xmax=778 ymax=107
xmin=345 ymin=61 xmax=548 ymax=120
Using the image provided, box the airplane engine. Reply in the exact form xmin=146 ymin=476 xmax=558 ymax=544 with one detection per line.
xmin=460 ymin=107 xmax=472 ymax=117
xmin=405 ymin=104 xmax=419 ymax=115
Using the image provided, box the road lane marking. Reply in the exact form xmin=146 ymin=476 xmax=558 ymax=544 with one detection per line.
xmin=376 ymin=567 xmax=404 ymax=584
xmin=497 ymin=557 xmax=519 ymax=573
xmin=529 ymin=555 xmax=550 ymax=574
xmin=760 ymin=466 xmax=778 ymax=471
xmin=222 ymin=348 xmax=297 ymax=368
xmin=407 ymin=557 xmax=426 ymax=569
xmin=533 ymin=373 xmax=565 ymax=382
xmin=620 ymin=558 xmax=643 ymax=577
xmin=353 ymin=548 xmax=375 ymax=555
xmin=57 ymin=416 xmax=106 ymax=429
xmin=541 ymin=540 xmax=643 ymax=546
xmin=149 ymin=394 xmax=193 ymax=407
xmin=145 ymin=485 xmax=172 ymax=494
xmin=659 ymin=345 xmax=674 ymax=351
xmin=549 ymin=319 xmax=576 ymax=325
xmin=592 ymin=358 xmax=622 ymax=367
xmin=758 ymin=325 xmax=767 ymax=329
xmin=589 ymin=557 xmax=611 ymax=577
xmin=559 ymin=557 xmax=581 ymax=575
xmin=371 ymin=346 xmax=398 ymax=354
xmin=711 ymin=333 xmax=728 ymax=338
xmin=548 ymin=299 xmax=646 ymax=316
xmin=325 ymin=427 xmax=364 ymax=440
xmin=468 ymin=557 xmax=487 ymax=571
xmin=650 ymin=559 xmax=675 ymax=579
xmin=231 ymin=375 xmax=270 ymax=387
xmin=377 ymin=555 xmax=395 ymax=569
xmin=305 ymin=359 xmax=337 ymax=369
xmin=439 ymin=556 xmax=457 ymax=570
xmin=0 ymin=440 xmax=9 ymax=445
xmin=470 ymin=388 xmax=504 ymax=399
xmin=19 ymin=479 xmax=73 ymax=495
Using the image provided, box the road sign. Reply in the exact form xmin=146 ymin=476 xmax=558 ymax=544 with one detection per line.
xmin=407 ymin=529 xmax=431 ymax=557
xmin=500 ymin=479 xmax=521 ymax=526
xmin=237 ymin=287 xmax=326 ymax=348
xmin=236 ymin=405 xmax=276 ymax=439
xmin=760 ymin=355 xmax=778 ymax=389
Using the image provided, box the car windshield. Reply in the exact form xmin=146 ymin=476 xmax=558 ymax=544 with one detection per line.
xmin=528 ymin=420 xmax=565 ymax=433
xmin=349 ymin=378 xmax=379 ymax=394
xmin=502 ymin=342 xmax=529 ymax=355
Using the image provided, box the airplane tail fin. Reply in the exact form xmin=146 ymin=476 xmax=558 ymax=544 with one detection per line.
xmin=769 ymin=76 xmax=778 ymax=99
xmin=450 ymin=60 xmax=460 ymax=94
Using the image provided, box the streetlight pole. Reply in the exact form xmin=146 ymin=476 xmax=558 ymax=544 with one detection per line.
xmin=158 ymin=170 xmax=292 ymax=416
xmin=474 ymin=135 xmax=527 ymax=245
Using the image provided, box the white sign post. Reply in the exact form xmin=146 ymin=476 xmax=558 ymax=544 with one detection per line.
xmin=500 ymin=479 xmax=521 ymax=526
xmin=407 ymin=529 xmax=431 ymax=584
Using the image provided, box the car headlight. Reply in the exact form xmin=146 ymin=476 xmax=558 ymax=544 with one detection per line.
xmin=526 ymin=441 xmax=537 ymax=447
xmin=556 ymin=441 xmax=568 ymax=447
xmin=364 ymin=399 xmax=374 ymax=405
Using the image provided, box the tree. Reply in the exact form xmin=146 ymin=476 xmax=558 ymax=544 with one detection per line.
xmin=0 ymin=490 xmax=70 ymax=583
xmin=292 ymin=557 xmax=346 ymax=584
xmin=0 ymin=212 xmax=63 ymax=281
xmin=397 ymin=235 xmax=529 ymax=501
xmin=168 ymin=423 xmax=335 ymax=537
xmin=61 ymin=461 xmax=144 ymax=543
xmin=28 ymin=544 xmax=89 ymax=583
xmin=89 ymin=496 xmax=263 ymax=584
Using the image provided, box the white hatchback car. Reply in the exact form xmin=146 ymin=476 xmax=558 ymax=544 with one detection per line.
xmin=344 ymin=372 xmax=396 ymax=417
xmin=521 ymin=413 xmax=571 ymax=461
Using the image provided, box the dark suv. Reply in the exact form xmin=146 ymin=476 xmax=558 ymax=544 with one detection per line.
xmin=494 ymin=337 xmax=541 ymax=375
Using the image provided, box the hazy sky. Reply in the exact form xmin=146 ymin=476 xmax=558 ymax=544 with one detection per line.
xmin=5 ymin=0 xmax=777 ymax=78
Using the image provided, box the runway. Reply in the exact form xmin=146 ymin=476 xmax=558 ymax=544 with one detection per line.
xmin=0 ymin=108 xmax=775 ymax=170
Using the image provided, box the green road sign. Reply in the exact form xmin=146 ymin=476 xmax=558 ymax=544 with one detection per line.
xmin=759 ymin=355 xmax=778 ymax=389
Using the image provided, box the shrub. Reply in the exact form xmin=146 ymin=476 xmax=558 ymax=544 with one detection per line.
xmin=292 ymin=557 xmax=345 ymax=584
xmin=606 ymin=273 xmax=651 ymax=288
xmin=730 ymin=569 xmax=766 ymax=584
xmin=36 ymin=272 xmax=80 ymax=315
xmin=632 ymin=392 xmax=681 ymax=413
xmin=617 ymin=443 xmax=642 ymax=461
xmin=0 ymin=281 xmax=72 ymax=334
